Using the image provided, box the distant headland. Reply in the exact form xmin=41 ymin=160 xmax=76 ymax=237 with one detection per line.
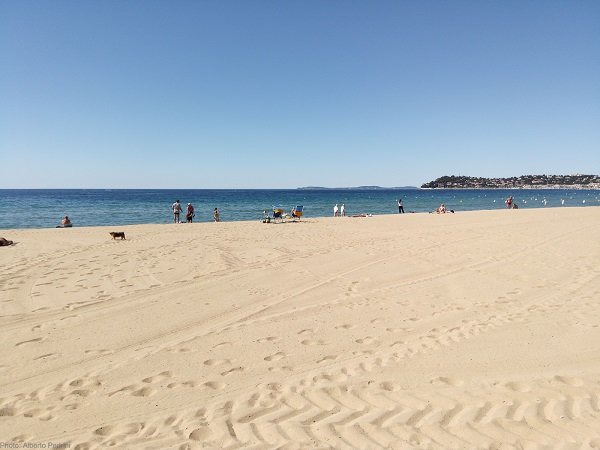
xmin=421 ymin=175 xmax=600 ymax=189
xmin=297 ymin=186 xmax=419 ymax=190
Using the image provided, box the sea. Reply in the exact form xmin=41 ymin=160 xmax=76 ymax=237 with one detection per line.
xmin=0 ymin=188 xmax=599 ymax=230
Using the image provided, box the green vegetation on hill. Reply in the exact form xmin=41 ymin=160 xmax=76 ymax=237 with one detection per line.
xmin=421 ymin=175 xmax=600 ymax=189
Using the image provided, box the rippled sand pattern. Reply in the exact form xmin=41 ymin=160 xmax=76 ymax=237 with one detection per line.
xmin=1 ymin=208 xmax=600 ymax=448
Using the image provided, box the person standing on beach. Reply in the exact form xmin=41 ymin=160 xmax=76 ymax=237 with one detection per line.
xmin=397 ymin=199 xmax=404 ymax=214
xmin=213 ymin=208 xmax=220 ymax=222
xmin=334 ymin=204 xmax=339 ymax=217
xmin=340 ymin=204 xmax=345 ymax=216
xmin=172 ymin=200 xmax=183 ymax=223
xmin=186 ymin=203 xmax=195 ymax=223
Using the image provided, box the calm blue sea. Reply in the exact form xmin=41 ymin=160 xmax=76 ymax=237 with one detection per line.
xmin=0 ymin=189 xmax=599 ymax=230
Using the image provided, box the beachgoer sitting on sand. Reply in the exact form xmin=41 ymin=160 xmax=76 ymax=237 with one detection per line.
xmin=262 ymin=210 xmax=271 ymax=223
xmin=0 ymin=237 xmax=14 ymax=246
xmin=57 ymin=216 xmax=72 ymax=228
xmin=437 ymin=204 xmax=446 ymax=214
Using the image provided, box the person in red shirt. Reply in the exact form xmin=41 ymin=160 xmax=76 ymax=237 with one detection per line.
xmin=186 ymin=203 xmax=195 ymax=223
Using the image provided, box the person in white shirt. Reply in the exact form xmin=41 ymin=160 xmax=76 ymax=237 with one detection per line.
xmin=397 ymin=199 xmax=404 ymax=214
xmin=340 ymin=204 xmax=345 ymax=216
xmin=333 ymin=204 xmax=339 ymax=217
xmin=172 ymin=200 xmax=183 ymax=223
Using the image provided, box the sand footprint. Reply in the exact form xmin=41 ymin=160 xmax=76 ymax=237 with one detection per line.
xmin=380 ymin=381 xmax=400 ymax=392
xmin=268 ymin=366 xmax=294 ymax=372
xmin=68 ymin=379 xmax=87 ymax=388
xmin=432 ymin=376 xmax=464 ymax=387
xmin=554 ymin=375 xmax=584 ymax=387
xmin=60 ymin=315 xmax=78 ymax=321
xmin=264 ymin=352 xmax=285 ymax=362
xmin=0 ymin=407 xmax=17 ymax=417
xmin=142 ymin=371 xmax=172 ymax=384
xmin=66 ymin=389 xmax=93 ymax=399
xmin=316 ymin=355 xmax=337 ymax=364
xmin=257 ymin=336 xmax=280 ymax=343
xmin=297 ymin=329 xmax=315 ymax=336
xmin=204 ymin=381 xmax=226 ymax=390
xmin=109 ymin=385 xmax=135 ymax=397
xmin=386 ymin=327 xmax=404 ymax=333
xmin=168 ymin=381 xmax=197 ymax=389
xmin=301 ymin=339 xmax=327 ymax=346
xmin=24 ymin=409 xmax=42 ymax=418
xmin=84 ymin=349 xmax=114 ymax=356
xmin=33 ymin=353 xmax=60 ymax=361
xmin=132 ymin=387 xmax=156 ymax=397
xmin=189 ymin=426 xmax=212 ymax=442
xmin=221 ymin=367 xmax=244 ymax=376
xmin=94 ymin=423 xmax=144 ymax=437
xmin=16 ymin=337 xmax=45 ymax=347
xmin=355 ymin=336 xmax=378 ymax=345
xmin=505 ymin=381 xmax=532 ymax=392
xmin=203 ymin=359 xmax=230 ymax=366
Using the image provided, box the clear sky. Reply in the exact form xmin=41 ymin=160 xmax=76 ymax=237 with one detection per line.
xmin=1 ymin=1 xmax=599 ymax=189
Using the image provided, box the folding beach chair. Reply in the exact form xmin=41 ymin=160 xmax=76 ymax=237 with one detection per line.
xmin=291 ymin=205 xmax=304 ymax=220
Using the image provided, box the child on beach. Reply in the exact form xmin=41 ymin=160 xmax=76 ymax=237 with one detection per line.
xmin=213 ymin=208 xmax=220 ymax=222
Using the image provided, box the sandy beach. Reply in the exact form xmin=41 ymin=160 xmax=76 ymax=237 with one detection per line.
xmin=1 ymin=207 xmax=600 ymax=449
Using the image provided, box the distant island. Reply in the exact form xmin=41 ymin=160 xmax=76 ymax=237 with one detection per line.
xmin=421 ymin=174 xmax=600 ymax=190
xmin=297 ymin=186 xmax=418 ymax=190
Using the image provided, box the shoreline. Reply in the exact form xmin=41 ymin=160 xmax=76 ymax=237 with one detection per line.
xmin=2 ymin=204 xmax=599 ymax=233
xmin=1 ymin=188 xmax=599 ymax=231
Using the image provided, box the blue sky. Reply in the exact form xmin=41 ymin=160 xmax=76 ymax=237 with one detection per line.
xmin=1 ymin=1 xmax=599 ymax=188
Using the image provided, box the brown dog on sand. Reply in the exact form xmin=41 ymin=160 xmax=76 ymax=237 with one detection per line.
xmin=109 ymin=232 xmax=126 ymax=240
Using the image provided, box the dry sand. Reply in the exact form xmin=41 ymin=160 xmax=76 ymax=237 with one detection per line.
xmin=1 ymin=207 xmax=600 ymax=449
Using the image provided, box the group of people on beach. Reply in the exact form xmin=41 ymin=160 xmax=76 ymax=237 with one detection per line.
xmin=335 ymin=199 xmax=408 ymax=217
xmin=334 ymin=199 xmax=409 ymax=217
xmin=53 ymin=195 xmax=519 ymax=230
xmin=171 ymin=200 xmax=220 ymax=223
xmin=333 ymin=203 xmax=346 ymax=217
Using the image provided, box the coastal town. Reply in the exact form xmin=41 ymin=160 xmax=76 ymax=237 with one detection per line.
xmin=421 ymin=174 xmax=600 ymax=189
